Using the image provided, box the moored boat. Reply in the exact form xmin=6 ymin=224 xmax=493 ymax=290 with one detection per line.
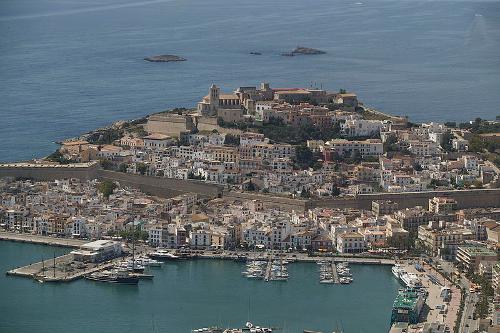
xmin=85 ymin=270 xmax=139 ymax=285
xmin=148 ymin=249 xmax=180 ymax=260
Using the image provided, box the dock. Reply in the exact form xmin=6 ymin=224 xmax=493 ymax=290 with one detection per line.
xmin=331 ymin=260 xmax=340 ymax=284
xmin=6 ymin=254 xmax=118 ymax=282
xmin=264 ymin=258 xmax=273 ymax=282
xmin=197 ymin=251 xmax=394 ymax=266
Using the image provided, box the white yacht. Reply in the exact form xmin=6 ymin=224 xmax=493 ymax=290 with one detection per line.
xmin=391 ymin=264 xmax=405 ymax=279
xmin=400 ymin=272 xmax=423 ymax=288
xmin=148 ymin=249 xmax=179 ymax=260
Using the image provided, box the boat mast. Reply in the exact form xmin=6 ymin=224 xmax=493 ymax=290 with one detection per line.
xmin=53 ymin=251 xmax=56 ymax=278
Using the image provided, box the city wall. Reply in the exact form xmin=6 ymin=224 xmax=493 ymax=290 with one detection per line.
xmin=1 ymin=163 xmax=499 ymax=210
xmin=145 ymin=114 xmax=193 ymax=137
xmin=310 ymin=189 xmax=500 ymax=210
xmin=146 ymin=113 xmax=242 ymax=137
xmin=97 ymin=170 xmax=223 ymax=199
xmin=223 ymin=191 xmax=309 ymax=212
xmin=0 ymin=163 xmax=99 ymax=181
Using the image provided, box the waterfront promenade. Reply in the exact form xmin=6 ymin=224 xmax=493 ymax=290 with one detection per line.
xmin=397 ymin=261 xmax=460 ymax=333
xmin=0 ymin=231 xmax=86 ymax=248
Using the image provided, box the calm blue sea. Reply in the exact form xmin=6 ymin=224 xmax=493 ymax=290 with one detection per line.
xmin=0 ymin=241 xmax=402 ymax=333
xmin=1 ymin=0 xmax=500 ymax=162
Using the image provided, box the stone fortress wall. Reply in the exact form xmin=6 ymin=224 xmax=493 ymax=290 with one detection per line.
xmin=311 ymin=189 xmax=500 ymax=210
xmin=146 ymin=113 xmax=242 ymax=136
xmin=1 ymin=163 xmax=499 ymax=211
xmin=0 ymin=162 xmax=99 ymax=181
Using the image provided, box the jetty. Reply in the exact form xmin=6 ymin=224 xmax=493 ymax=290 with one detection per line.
xmin=331 ymin=260 xmax=340 ymax=284
xmin=6 ymin=253 xmax=119 ymax=282
xmin=264 ymin=258 xmax=273 ymax=282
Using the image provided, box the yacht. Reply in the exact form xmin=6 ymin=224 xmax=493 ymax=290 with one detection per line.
xmin=136 ymin=257 xmax=161 ymax=267
xmin=85 ymin=270 xmax=139 ymax=285
xmin=400 ymin=272 xmax=423 ymax=288
xmin=148 ymin=249 xmax=180 ymax=260
xmin=391 ymin=264 xmax=405 ymax=279
xmin=117 ymin=260 xmax=145 ymax=273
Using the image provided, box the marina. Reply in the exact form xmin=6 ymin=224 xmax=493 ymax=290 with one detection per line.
xmin=1 ymin=241 xmax=401 ymax=333
xmin=318 ymin=260 xmax=353 ymax=285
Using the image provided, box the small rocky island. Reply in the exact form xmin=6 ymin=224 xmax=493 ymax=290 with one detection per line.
xmin=281 ymin=46 xmax=326 ymax=56
xmin=144 ymin=54 xmax=186 ymax=62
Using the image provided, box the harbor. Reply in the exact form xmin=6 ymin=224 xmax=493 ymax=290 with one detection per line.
xmin=1 ymin=240 xmax=400 ymax=333
xmin=2 ymin=235 xmax=467 ymax=333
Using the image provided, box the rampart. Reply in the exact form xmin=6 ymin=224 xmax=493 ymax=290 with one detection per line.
xmin=223 ymin=191 xmax=309 ymax=212
xmin=145 ymin=114 xmax=194 ymax=137
xmin=0 ymin=162 xmax=99 ymax=181
xmin=97 ymin=170 xmax=223 ymax=199
xmin=310 ymin=189 xmax=500 ymax=210
xmin=1 ymin=163 xmax=499 ymax=210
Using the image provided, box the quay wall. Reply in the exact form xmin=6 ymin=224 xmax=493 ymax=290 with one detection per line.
xmin=0 ymin=163 xmax=99 ymax=181
xmin=97 ymin=170 xmax=223 ymax=199
xmin=0 ymin=232 xmax=87 ymax=248
xmin=311 ymin=188 xmax=500 ymax=210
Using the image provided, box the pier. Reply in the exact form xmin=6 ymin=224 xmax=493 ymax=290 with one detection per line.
xmin=6 ymin=254 xmax=119 ymax=282
xmin=264 ymin=258 xmax=273 ymax=282
xmin=331 ymin=260 xmax=340 ymax=284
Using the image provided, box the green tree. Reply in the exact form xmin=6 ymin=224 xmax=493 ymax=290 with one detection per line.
xmin=224 ymin=134 xmax=240 ymax=146
xmin=98 ymin=180 xmax=117 ymax=199
xmin=383 ymin=135 xmax=399 ymax=152
xmin=136 ymin=162 xmax=148 ymax=175
xmin=441 ymin=131 xmax=454 ymax=152
xmin=300 ymin=188 xmax=311 ymax=198
xmin=247 ymin=181 xmax=256 ymax=191
xmin=99 ymin=158 xmax=114 ymax=170
xmin=331 ymin=186 xmax=341 ymax=196
xmin=118 ymin=163 xmax=128 ymax=173
xmin=294 ymin=145 xmax=314 ymax=169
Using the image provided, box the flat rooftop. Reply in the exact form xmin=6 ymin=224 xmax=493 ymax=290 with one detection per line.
xmin=458 ymin=245 xmax=497 ymax=257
